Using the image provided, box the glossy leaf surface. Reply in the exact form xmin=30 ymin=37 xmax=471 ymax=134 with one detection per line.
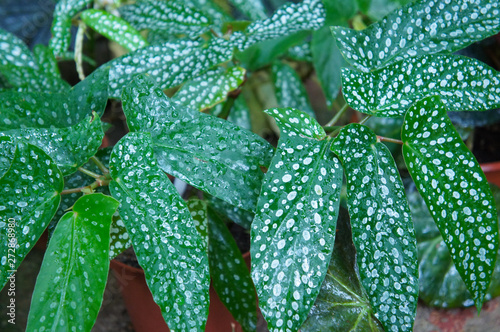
xmin=0 ymin=28 xmax=35 ymax=68
xmin=272 ymin=61 xmax=315 ymax=118
xmin=172 ymin=66 xmax=246 ymax=111
xmin=331 ymin=123 xmax=418 ymax=332
xmin=231 ymin=0 xmax=325 ymax=51
xmin=49 ymin=0 xmax=92 ymax=55
xmin=333 ymin=0 xmax=500 ymax=72
xmin=81 ymin=9 xmax=148 ymax=52
xmin=402 ymin=96 xmax=499 ymax=310
xmin=251 ymin=108 xmax=342 ymax=331
xmin=207 ymin=195 xmax=254 ymax=230
xmin=109 ymin=38 xmax=234 ymax=98
xmin=0 ymin=113 xmax=104 ymax=176
xmin=343 ymin=55 xmax=500 ymax=117
xmin=408 ymin=182 xmax=500 ymax=308
xmin=121 ymin=76 xmax=273 ymax=211
xmin=26 ymin=194 xmax=118 ymax=332
xmin=0 ymin=138 xmax=63 ymax=288
xmin=109 ymin=132 xmax=210 ymax=331
xmin=119 ymin=0 xmax=212 ymax=38
xmin=302 ymin=208 xmax=384 ymax=332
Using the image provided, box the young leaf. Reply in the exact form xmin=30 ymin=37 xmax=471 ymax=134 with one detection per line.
xmin=251 ymin=108 xmax=342 ymax=331
xmin=108 ymin=38 xmax=234 ymax=98
xmin=331 ymin=123 xmax=419 ymax=332
xmin=301 ymin=208 xmax=384 ymax=332
xmin=109 ymin=132 xmax=210 ymax=331
xmin=26 ymin=193 xmax=118 ymax=332
xmin=49 ymin=0 xmax=92 ymax=55
xmin=188 ymin=199 xmax=258 ymax=332
xmin=342 ymin=54 xmax=500 ymax=117
xmin=333 ymin=0 xmax=500 ymax=72
xmin=121 ymin=76 xmax=273 ymax=212
xmin=0 ymin=138 xmax=63 ymax=289
xmin=272 ymin=61 xmax=315 ymax=118
xmin=118 ymin=0 xmax=212 ymax=38
xmin=229 ymin=0 xmax=267 ymax=21
xmin=172 ymin=66 xmax=246 ymax=111
xmin=0 ymin=112 xmax=104 ymax=176
xmin=402 ymin=96 xmax=499 ymax=310
xmin=231 ymin=0 xmax=325 ymax=51
xmin=80 ymin=9 xmax=148 ymax=52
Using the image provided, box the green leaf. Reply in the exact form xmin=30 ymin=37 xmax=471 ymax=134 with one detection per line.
xmin=331 ymin=123 xmax=419 ymax=332
xmin=272 ymin=61 xmax=315 ymax=118
xmin=229 ymin=0 xmax=267 ymax=21
xmin=0 ymin=138 xmax=63 ymax=289
xmin=119 ymin=0 xmax=212 ymax=38
xmin=251 ymin=108 xmax=342 ymax=331
xmin=0 ymin=64 xmax=69 ymax=92
xmin=408 ymin=182 xmax=500 ymax=308
xmin=81 ymin=9 xmax=148 ymax=52
xmin=231 ymin=0 xmax=326 ymax=51
xmin=333 ymin=0 xmax=500 ymax=72
xmin=311 ymin=26 xmax=346 ymax=107
xmin=322 ymin=0 xmax=358 ymax=24
xmin=342 ymin=54 xmax=500 ymax=117
xmin=49 ymin=0 xmax=92 ymax=55
xmin=358 ymin=0 xmax=413 ymax=22
xmin=0 ymin=28 xmax=35 ymax=68
xmin=184 ymin=0 xmax=232 ymax=27
xmin=32 ymin=44 xmax=62 ymax=81
xmin=301 ymin=208 xmax=384 ymax=332
xmin=227 ymin=94 xmax=252 ymax=132
xmin=402 ymin=95 xmax=499 ymax=310
xmin=26 ymin=193 xmax=118 ymax=332
xmin=172 ymin=66 xmax=246 ymax=111
xmin=206 ymin=194 xmax=255 ymax=230
xmin=187 ymin=199 xmax=258 ymax=332
xmin=108 ymin=38 xmax=234 ymax=98
xmin=287 ymin=42 xmax=313 ymax=62
xmin=121 ymin=76 xmax=273 ymax=212
xmin=69 ymin=67 xmax=110 ymax=120
xmin=0 ymin=112 xmax=104 ymax=176
xmin=109 ymin=132 xmax=210 ymax=331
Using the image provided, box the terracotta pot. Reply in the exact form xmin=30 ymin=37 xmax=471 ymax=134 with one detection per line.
xmin=482 ymin=161 xmax=500 ymax=187
xmin=110 ymin=252 xmax=251 ymax=332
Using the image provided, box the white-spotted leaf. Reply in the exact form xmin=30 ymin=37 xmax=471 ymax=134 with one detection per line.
xmin=330 ymin=123 xmax=419 ymax=332
xmin=0 ymin=27 xmax=35 ymax=68
xmin=0 ymin=138 xmax=63 ymax=289
xmin=229 ymin=0 xmax=267 ymax=21
xmin=108 ymin=38 xmax=234 ymax=98
xmin=109 ymin=132 xmax=210 ymax=331
xmin=333 ymin=0 xmax=500 ymax=72
xmin=272 ymin=61 xmax=315 ymax=119
xmin=402 ymin=96 xmax=499 ymax=310
xmin=26 ymin=194 xmax=118 ymax=332
xmin=342 ymin=54 xmax=500 ymax=117
xmin=172 ymin=66 xmax=246 ymax=111
xmin=251 ymin=107 xmax=342 ymax=332
xmin=121 ymin=76 xmax=273 ymax=212
xmin=80 ymin=9 xmax=148 ymax=52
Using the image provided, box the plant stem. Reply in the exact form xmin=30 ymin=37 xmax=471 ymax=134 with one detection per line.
xmin=78 ymin=167 xmax=102 ymax=179
xmin=218 ymin=97 xmax=235 ymax=120
xmin=377 ymin=136 xmax=403 ymax=145
xmin=358 ymin=115 xmax=372 ymax=125
xmin=75 ymin=21 xmax=86 ymax=81
xmin=60 ymin=175 xmax=112 ymax=195
xmin=325 ymin=103 xmax=350 ymax=127
xmin=90 ymin=156 xmax=109 ymax=174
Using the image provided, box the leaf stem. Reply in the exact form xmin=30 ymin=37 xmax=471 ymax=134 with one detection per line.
xmin=377 ymin=136 xmax=403 ymax=145
xmin=90 ymin=156 xmax=109 ymax=174
xmin=78 ymin=167 xmax=102 ymax=179
xmin=325 ymin=103 xmax=350 ymax=127
xmin=75 ymin=21 xmax=87 ymax=81
xmin=61 ymin=174 xmax=112 ymax=195
xmin=358 ymin=115 xmax=372 ymax=125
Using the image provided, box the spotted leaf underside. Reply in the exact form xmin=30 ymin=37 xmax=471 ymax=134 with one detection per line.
xmin=121 ymin=76 xmax=273 ymax=212
xmin=230 ymin=0 xmax=326 ymax=51
xmin=81 ymin=9 xmax=148 ymax=52
xmin=109 ymin=132 xmax=210 ymax=331
xmin=118 ymin=0 xmax=212 ymax=39
xmin=333 ymin=0 xmax=500 ymax=72
xmin=342 ymin=54 xmax=500 ymax=117
xmin=49 ymin=0 xmax=93 ymax=55
xmin=108 ymin=38 xmax=234 ymax=98
xmin=407 ymin=182 xmax=500 ymax=308
xmin=331 ymin=123 xmax=419 ymax=332
xmin=188 ymin=199 xmax=257 ymax=332
xmin=172 ymin=66 xmax=246 ymax=111
xmin=26 ymin=194 xmax=118 ymax=332
xmin=272 ymin=61 xmax=315 ymax=118
xmin=402 ymin=96 xmax=499 ymax=310
xmin=251 ymin=108 xmax=342 ymax=332
xmin=0 ymin=138 xmax=63 ymax=289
